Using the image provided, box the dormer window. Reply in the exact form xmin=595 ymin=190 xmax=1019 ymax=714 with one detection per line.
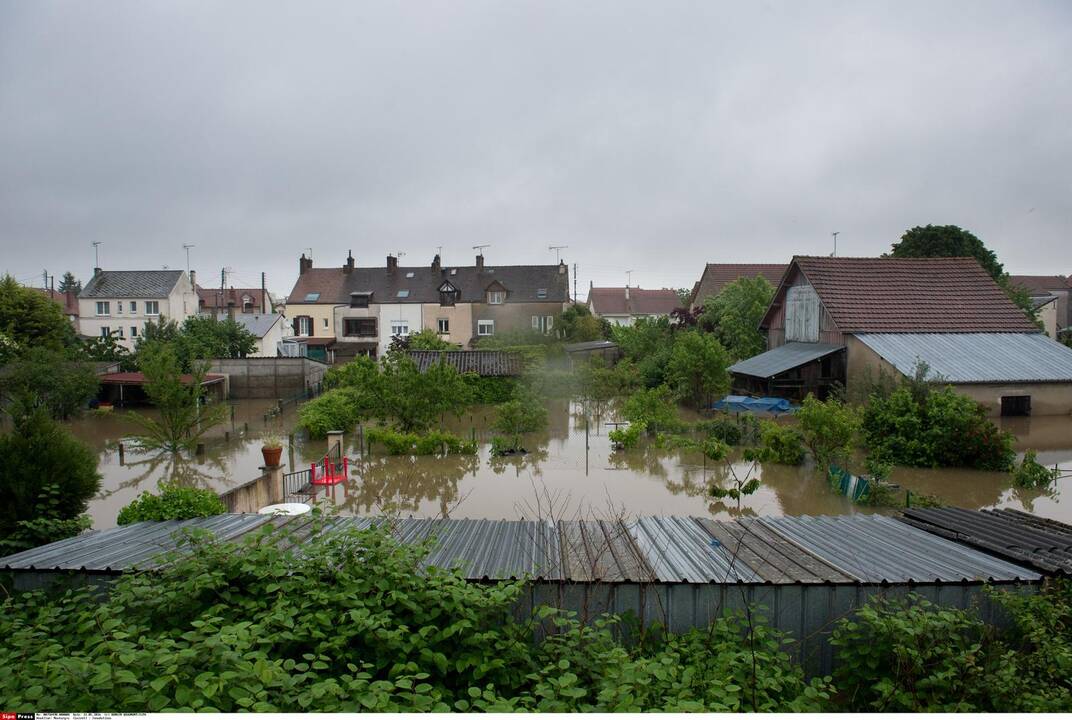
xmin=438 ymin=281 xmax=458 ymax=307
xmin=487 ymin=290 xmax=505 ymax=305
xmin=350 ymin=292 xmax=371 ymax=309
xmin=536 ymin=288 xmax=548 ymax=299
xmin=242 ymin=295 xmax=254 ymax=312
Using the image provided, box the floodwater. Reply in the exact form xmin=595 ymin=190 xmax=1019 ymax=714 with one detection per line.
xmin=65 ymin=399 xmax=1072 ymax=530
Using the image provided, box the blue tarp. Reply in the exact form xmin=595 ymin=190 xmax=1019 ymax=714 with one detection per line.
xmin=711 ymin=395 xmax=795 ymax=414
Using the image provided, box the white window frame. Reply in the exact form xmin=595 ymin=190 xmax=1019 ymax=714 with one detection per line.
xmin=96 ymin=301 xmax=110 ymax=316
xmin=478 ymin=319 xmax=495 ymax=336
xmin=532 ymin=315 xmax=554 ymax=333
xmin=129 ymin=301 xmax=137 ymax=314
xmin=296 ymin=316 xmax=312 ymax=337
xmin=116 ymin=301 xmax=123 ymax=314
xmin=117 ymin=327 xmax=124 ymax=338
xmin=390 ymin=322 xmax=410 ymax=337
xmin=145 ymin=300 xmax=160 ymax=316
xmin=437 ymin=318 xmax=450 ymax=334
xmin=487 ymin=290 xmax=505 ymax=305
xmin=130 ymin=326 xmax=138 ymax=338
xmin=100 ymin=326 xmax=111 ymax=338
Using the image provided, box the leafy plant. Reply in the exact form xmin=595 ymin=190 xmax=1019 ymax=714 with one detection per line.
xmin=0 ymin=346 xmax=100 ymax=420
xmin=492 ymin=397 xmax=548 ymax=453
xmin=693 ymin=417 xmax=742 ymax=445
xmin=620 ymin=386 xmax=684 ymax=434
xmin=745 ymin=421 xmax=805 ymax=465
xmin=365 ymin=428 xmax=477 ymax=456
xmin=709 ymin=459 xmax=761 ymax=510
xmin=117 ymin=482 xmax=227 ymax=525
xmin=297 ymin=386 xmax=375 ymax=439
xmin=697 ymin=275 xmax=775 ymax=361
xmin=664 ymin=330 xmax=730 ymax=408
xmin=796 ymin=394 xmax=860 ymax=468
xmin=608 ymin=421 xmax=645 ymax=450
xmin=1012 ymin=450 xmax=1060 ymax=489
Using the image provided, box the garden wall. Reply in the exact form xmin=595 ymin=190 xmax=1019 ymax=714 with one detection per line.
xmin=207 ymin=358 xmax=328 ymax=400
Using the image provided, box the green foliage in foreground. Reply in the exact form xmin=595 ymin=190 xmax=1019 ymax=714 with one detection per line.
xmin=117 ymin=483 xmax=227 ymax=526
xmin=0 ymin=408 xmax=99 ymax=553
xmin=0 ymin=346 xmax=100 ymax=420
xmin=365 ymin=428 xmax=477 ymax=456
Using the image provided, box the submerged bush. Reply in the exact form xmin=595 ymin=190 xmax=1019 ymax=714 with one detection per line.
xmin=608 ymin=421 xmax=645 ymax=450
xmin=693 ymin=417 xmax=741 ymax=445
xmin=620 ymin=386 xmax=685 ymax=434
xmin=365 ymin=428 xmax=477 ymax=456
xmin=746 ymin=421 xmax=805 ymax=466
xmin=797 ymin=395 xmax=860 ymax=468
xmin=297 ymin=387 xmax=374 ymax=439
xmin=0 ymin=521 xmax=831 ymax=712
xmin=117 ymin=482 xmax=227 ymax=525
xmin=1012 ymin=450 xmax=1059 ymax=489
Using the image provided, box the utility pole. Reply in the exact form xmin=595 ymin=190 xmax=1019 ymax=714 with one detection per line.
xmin=220 ymin=267 xmax=226 ymax=312
xmin=832 ymin=231 xmax=840 ymax=257
xmin=261 ymin=272 xmax=267 ymax=313
xmin=573 ymin=263 xmax=578 ymax=303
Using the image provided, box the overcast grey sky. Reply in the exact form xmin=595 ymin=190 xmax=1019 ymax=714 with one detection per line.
xmin=1 ymin=0 xmax=1069 ymax=297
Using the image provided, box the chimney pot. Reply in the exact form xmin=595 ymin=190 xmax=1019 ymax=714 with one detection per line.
xmin=93 ymin=267 xmax=102 ymax=276
xmin=558 ymin=261 xmax=567 ymax=275
xmin=432 ymin=254 xmax=441 ymax=272
xmin=299 ymin=253 xmax=313 ymax=276
xmin=386 ymin=255 xmax=398 ymax=273
xmin=476 ymin=254 xmax=484 ymax=271
xmin=189 ymin=270 xmax=196 ymax=289
xmin=344 ymin=250 xmax=355 ymax=273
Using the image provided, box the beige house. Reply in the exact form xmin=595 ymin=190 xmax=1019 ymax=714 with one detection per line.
xmin=78 ymin=269 xmax=198 ymax=351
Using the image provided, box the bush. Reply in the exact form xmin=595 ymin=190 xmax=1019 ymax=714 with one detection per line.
xmin=492 ymin=398 xmax=548 ymax=450
xmin=1012 ymin=450 xmax=1059 ymax=489
xmin=863 ymin=385 xmax=1015 ymax=471
xmin=0 ymin=521 xmax=831 ymax=712
xmin=620 ymin=386 xmax=685 ymax=434
xmin=664 ymin=330 xmax=730 ymax=408
xmin=0 ymin=347 xmax=100 ymax=420
xmin=796 ymin=395 xmax=860 ymax=468
xmin=298 ymin=387 xmax=370 ymax=439
xmin=608 ymin=422 xmax=646 ymax=450
xmin=0 ymin=408 xmax=100 ymax=553
xmin=365 ymin=428 xmax=477 ymax=456
xmin=117 ymin=483 xmax=227 ymax=525
xmin=746 ymin=421 xmax=805 ymax=465
xmin=462 ymin=375 xmax=519 ymax=404
xmin=693 ymin=417 xmax=741 ymax=445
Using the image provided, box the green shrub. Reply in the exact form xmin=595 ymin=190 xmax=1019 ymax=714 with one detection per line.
xmin=117 ymin=483 xmax=227 ymax=525
xmin=664 ymin=330 xmax=730 ymax=408
xmin=863 ymin=385 xmax=1015 ymax=471
xmin=0 ymin=347 xmax=100 ymax=420
xmin=0 ymin=408 xmax=100 ymax=553
xmin=608 ymin=422 xmax=646 ymax=450
xmin=797 ymin=394 xmax=860 ymax=468
xmin=0 ymin=521 xmax=830 ymax=712
xmin=620 ymin=386 xmax=685 ymax=433
xmin=746 ymin=421 xmax=805 ymax=465
xmin=492 ymin=398 xmax=548 ymax=452
xmin=1012 ymin=450 xmax=1059 ymax=488
xmin=462 ymin=375 xmax=519 ymax=404
xmin=297 ymin=387 xmax=369 ymax=439
xmin=365 ymin=428 xmax=477 ymax=456
xmin=693 ymin=417 xmax=741 ymax=445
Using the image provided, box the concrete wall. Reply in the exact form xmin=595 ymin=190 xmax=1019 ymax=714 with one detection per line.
xmin=208 ymin=357 xmax=328 ymax=399
xmin=422 ymin=302 xmax=473 ymax=346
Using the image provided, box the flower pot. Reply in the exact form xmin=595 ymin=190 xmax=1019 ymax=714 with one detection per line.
xmin=261 ymin=445 xmax=283 ymax=467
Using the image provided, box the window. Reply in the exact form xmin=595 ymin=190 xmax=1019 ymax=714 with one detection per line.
xmin=439 ymin=291 xmax=456 ymax=306
xmin=437 ymin=318 xmax=449 ymax=334
xmin=350 ymin=293 xmax=370 ymax=308
xmin=242 ymin=295 xmax=254 ymax=312
xmin=130 ymin=326 xmax=138 ymax=338
xmin=391 ymin=322 xmax=409 ymax=337
xmin=344 ymin=318 xmax=377 ymax=337
xmin=117 ymin=327 xmax=125 ymax=338
xmin=100 ymin=326 xmax=111 ymax=338
xmin=532 ymin=315 xmax=554 ymax=333
xmin=487 ymin=290 xmax=505 ymax=305
xmin=295 ymin=316 xmax=312 ymax=336
xmin=96 ymin=301 xmax=110 ymax=316
xmin=323 ymin=318 xmax=329 ymax=328
xmin=397 ymin=290 xmax=410 ymax=298
xmin=536 ymin=288 xmax=548 ymax=299
xmin=405 ymin=272 xmax=415 ymax=278
xmin=478 ymin=319 xmax=495 ymax=336
xmin=116 ymin=301 xmax=123 ymax=313
xmin=129 ymin=301 xmax=137 ymax=313
xmin=304 ymin=292 xmax=321 ymax=302
xmin=1001 ymin=395 xmax=1031 ymax=417
xmin=145 ymin=301 xmax=160 ymax=316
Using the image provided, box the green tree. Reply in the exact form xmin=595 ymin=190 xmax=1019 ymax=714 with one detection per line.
xmin=81 ymin=333 xmax=134 ymax=367
xmin=492 ymin=396 xmax=548 ymax=452
xmin=620 ymin=385 xmax=682 ymax=433
xmin=612 ymin=317 xmax=675 ymax=387
xmin=127 ymin=345 xmax=227 ymax=452
xmin=664 ymin=331 xmax=730 ymax=407
xmin=558 ymin=304 xmax=603 ymax=342
xmin=405 ymin=328 xmax=456 ymax=350
xmin=378 ymin=354 xmax=472 ymax=433
xmin=0 ymin=274 xmax=77 ymax=351
xmin=0 ymin=407 xmax=100 ymax=552
xmin=0 ymin=346 xmax=100 ymax=420
xmin=796 ymin=394 xmax=861 ymax=468
xmin=699 ymin=276 xmax=775 ymax=361
xmin=58 ymin=271 xmax=82 ymax=294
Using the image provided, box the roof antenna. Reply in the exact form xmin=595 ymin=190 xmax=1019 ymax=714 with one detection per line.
xmin=548 ymin=245 xmax=568 ymax=263
xmin=472 ymin=244 xmax=490 ymax=256
xmin=831 ymin=231 xmax=839 ymax=257
xmin=183 ymin=243 xmax=195 ymax=273
xmin=626 ymin=270 xmax=633 ymax=287
xmin=91 ymin=241 xmax=103 ymax=268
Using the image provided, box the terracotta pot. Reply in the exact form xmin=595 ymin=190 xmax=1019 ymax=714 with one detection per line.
xmin=261 ymin=445 xmax=283 ymax=467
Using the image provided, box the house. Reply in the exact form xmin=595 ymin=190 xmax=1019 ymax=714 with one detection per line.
xmin=31 ymin=287 xmax=79 ymax=328
xmin=1032 ymin=295 xmax=1059 ymax=338
xmin=211 ymin=311 xmax=286 ymax=357
xmin=197 ymin=282 xmax=272 ymax=315
xmin=1010 ymin=274 xmax=1070 ymax=333
xmin=283 ymin=252 xmax=570 ymax=363
xmin=586 ymin=285 xmax=680 ymax=326
xmin=731 ymin=256 xmax=1072 ymax=416
xmin=689 ymin=263 xmax=788 ymax=312
xmin=78 ymin=269 xmax=198 ymax=351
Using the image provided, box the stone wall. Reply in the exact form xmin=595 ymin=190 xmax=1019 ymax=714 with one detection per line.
xmin=207 ymin=357 xmax=328 ymax=399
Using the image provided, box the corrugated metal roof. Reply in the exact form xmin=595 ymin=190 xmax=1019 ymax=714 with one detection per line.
xmin=855 ymin=332 xmax=1072 ymax=383
xmin=729 ymin=342 xmax=844 ymax=379
xmin=901 ymin=507 xmax=1072 ymax=574
xmin=759 ymin=514 xmax=1039 ymax=583
xmin=0 ymin=513 xmax=1040 ymax=584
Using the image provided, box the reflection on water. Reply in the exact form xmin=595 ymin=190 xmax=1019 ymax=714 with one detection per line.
xmin=67 ymin=399 xmax=1072 ymax=530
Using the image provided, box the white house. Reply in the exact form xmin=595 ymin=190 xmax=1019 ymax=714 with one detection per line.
xmin=376 ymin=302 xmax=423 ymax=357
xmin=78 ymin=269 xmax=198 ymax=351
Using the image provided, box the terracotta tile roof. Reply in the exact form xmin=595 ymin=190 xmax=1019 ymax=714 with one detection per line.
xmin=690 ymin=264 xmax=787 ymax=308
xmin=31 ymin=287 xmax=79 ymax=316
xmin=588 ymin=287 xmax=680 ymax=316
xmin=775 ymin=256 xmax=1039 ymax=333
xmin=196 ymin=286 xmax=270 ymax=311
xmin=1009 ymin=274 xmax=1070 ymax=294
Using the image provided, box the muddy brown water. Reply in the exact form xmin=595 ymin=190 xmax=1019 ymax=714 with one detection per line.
xmin=64 ymin=400 xmax=1072 ymax=530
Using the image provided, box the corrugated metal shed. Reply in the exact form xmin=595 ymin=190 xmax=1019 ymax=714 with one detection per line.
xmin=760 ymin=514 xmax=1037 ymax=583
xmin=901 ymin=507 xmax=1072 ymax=574
xmin=1 ymin=513 xmax=1039 ymax=584
xmin=729 ymin=342 xmax=844 ymax=379
xmin=854 ymin=332 xmax=1072 ymax=383
xmin=407 ymin=350 xmax=523 ymax=377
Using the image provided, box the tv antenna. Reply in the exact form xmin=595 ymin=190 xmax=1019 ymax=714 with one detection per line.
xmin=91 ymin=241 xmax=103 ymax=267
xmin=626 ymin=270 xmax=634 ymax=287
xmin=831 ymin=231 xmax=839 ymax=257
xmin=548 ymin=245 xmax=568 ymax=263
xmin=182 ymin=243 xmax=195 ymax=273
xmin=472 ymin=244 xmax=490 ymax=256
xmin=435 ymin=245 xmax=443 ymax=257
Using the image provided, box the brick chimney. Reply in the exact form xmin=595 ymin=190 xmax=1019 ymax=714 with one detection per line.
xmin=386 ymin=254 xmax=398 ymax=273
xmin=344 ymin=250 xmax=355 ymax=273
xmin=227 ymin=299 xmax=236 ymax=321
xmin=299 ymin=253 xmax=312 ymax=276
xmin=624 ymin=285 xmax=630 ymax=301
xmin=431 ymin=254 xmax=441 ymax=272
xmin=476 ymin=254 xmax=484 ymax=271
xmin=189 ymin=270 xmax=196 ymax=289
